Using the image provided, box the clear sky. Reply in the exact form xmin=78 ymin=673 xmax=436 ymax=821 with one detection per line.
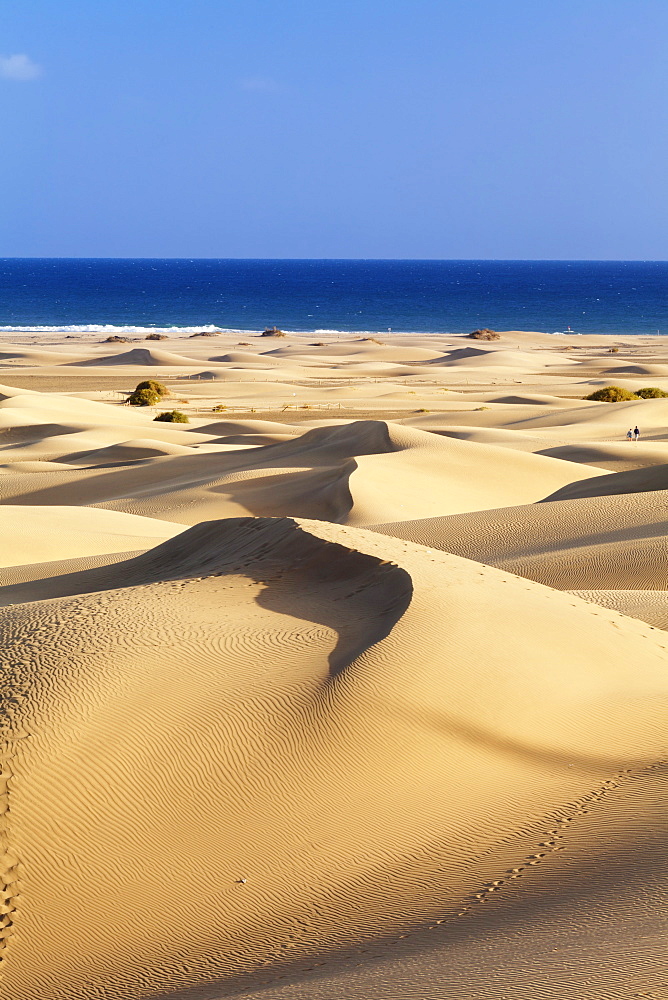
xmin=1 ymin=0 xmax=667 ymax=259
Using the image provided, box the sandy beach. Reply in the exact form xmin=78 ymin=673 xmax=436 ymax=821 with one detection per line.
xmin=1 ymin=327 xmax=667 ymax=1000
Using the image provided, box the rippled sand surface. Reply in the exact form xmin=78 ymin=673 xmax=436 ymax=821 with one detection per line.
xmin=0 ymin=329 xmax=667 ymax=999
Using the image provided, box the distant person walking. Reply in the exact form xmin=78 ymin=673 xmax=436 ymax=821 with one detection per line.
xmin=633 ymin=425 xmax=640 ymax=441
xmin=626 ymin=428 xmax=633 ymax=441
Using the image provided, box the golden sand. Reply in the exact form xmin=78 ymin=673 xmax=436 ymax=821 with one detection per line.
xmin=0 ymin=329 xmax=666 ymax=999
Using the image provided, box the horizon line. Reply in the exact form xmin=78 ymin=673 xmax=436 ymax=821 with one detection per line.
xmin=1 ymin=256 xmax=667 ymax=264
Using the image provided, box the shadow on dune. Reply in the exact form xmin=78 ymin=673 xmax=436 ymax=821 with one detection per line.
xmin=390 ymin=698 xmax=664 ymax=773
xmin=0 ymin=421 xmax=398 ymax=524
xmin=143 ymin=765 xmax=668 ymax=1000
xmin=371 ymin=502 xmax=668 ymax=564
xmin=0 ymin=517 xmax=413 ymax=678
xmin=542 ymin=463 xmax=668 ymax=502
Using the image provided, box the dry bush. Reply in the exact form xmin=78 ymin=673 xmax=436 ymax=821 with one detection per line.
xmin=145 ymin=333 xmax=168 ymax=341
xmin=261 ymin=327 xmax=286 ymax=337
xmin=468 ymin=329 xmax=500 ymax=341
xmin=104 ymin=335 xmax=132 ymax=343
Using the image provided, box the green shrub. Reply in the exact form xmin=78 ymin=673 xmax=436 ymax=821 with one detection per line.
xmin=585 ymin=385 xmax=640 ymax=402
xmin=212 ymin=404 xmax=227 ymax=412
xmin=153 ymin=410 xmax=189 ymax=423
xmin=128 ymin=387 xmax=161 ymax=406
xmin=135 ymin=379 xmax=168 ymax=397
xmin=635 ymin=386 xmax=668 ymax=398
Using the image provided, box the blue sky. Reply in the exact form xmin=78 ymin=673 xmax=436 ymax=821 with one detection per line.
xmin=1 ymin=0 xmax=667 ymax=258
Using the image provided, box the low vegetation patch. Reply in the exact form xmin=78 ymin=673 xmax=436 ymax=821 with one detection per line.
xmin=635 ymin=386 xmax=668 ymax=398
xmin=261 ymin=326 xmax=286 ymax=337
xmin=154 ymin=410 xmax=189 ymax=423
xmin=104 ymin=335 xmax=132 ymax=343
xmin=212 ymin=404 xmax=227 ymax=412
xmin=128 ymin=387 xmax=161 ymax=406
xmin=127 ymin=380 xmax=170 ymax=406
xmin=585 ymin=385 xmax=639 ymax=402
xmin=468 ymin=329 xmax=500 ymax=341
xmin=607 ymin=346 xmax=620 ymax=353
xmin=190 ymin=331 xmax=219 ymax=337
xmin=136 ymin=380 xmax=169 ymax=397
xmin=145 ymin=333 xmax=168 ymax=341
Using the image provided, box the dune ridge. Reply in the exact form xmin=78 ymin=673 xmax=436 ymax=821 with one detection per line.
xmin=0 ymin=411 xmax=605 ymax=526
xmin=371 ymin=489 xmax=668 ymax=593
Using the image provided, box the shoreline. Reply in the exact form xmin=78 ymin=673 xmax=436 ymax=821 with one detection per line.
xmin=2 ymin=324 xmax=668 ymax=338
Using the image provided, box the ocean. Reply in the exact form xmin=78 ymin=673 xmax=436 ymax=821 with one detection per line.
xmin=0 ymin=258 xmax=666 ymax=337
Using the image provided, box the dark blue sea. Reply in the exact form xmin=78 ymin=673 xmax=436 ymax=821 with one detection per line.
xmin=0 ymin=259 xmax=666 ymax=336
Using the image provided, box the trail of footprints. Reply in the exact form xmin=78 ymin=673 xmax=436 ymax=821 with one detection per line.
xmin=251 ymin=766 xmax=650 ymax=990
xmin=459 ymin=771 xmax=629 ymax=916
xmin=0 ymin=746 xmax=20 ymax=979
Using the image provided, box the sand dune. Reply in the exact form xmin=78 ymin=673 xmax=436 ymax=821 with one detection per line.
xmin=0 ymin=504 xmax=183 ymax=566
xmin=262 ymin=341 xmax=445 ymax=362
xmin=0 ymin=348 xmax=90 ymax=366
xmin=603 ymin=363 xmax=668 ymax=376
xmin=408 ymin=397 xmax=668 ymax=440
xmin=59 ymin=437 xmax=200 ymax=464
xmin=209 ymin=351 xmax=287 ymax=365
xmin=1 ymin=516 xmax=666 ymax=1000
xmin=69 ymin=347 xmax=205 ymax=366
xmin=544 ymin=462 xmax=668 ymax=500
xmin=536 ymin=440 xmax=668 ymax=471
xmin=0 ymin=420 xmax=605 ymax=525
xmin=570 ymin=589 xmax=668 ymax=630
xmin=507 ymin=397 xmax=668 ymax=433
xmin=433 ymin=347 xmax=578 ymax=369
xmin=2 ymin=329 xmax=668 ymax=999
xmin=372 ymin=490 xmax=668 ymax=590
